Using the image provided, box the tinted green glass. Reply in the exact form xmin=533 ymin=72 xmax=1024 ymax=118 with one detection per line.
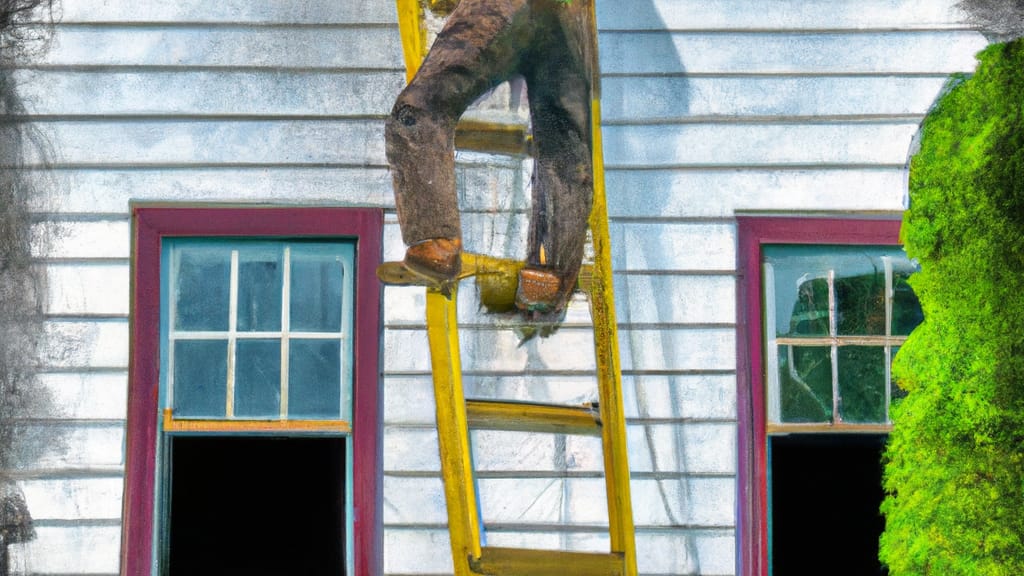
xmin=835 ymin=270 xmax=886 ymax=336
xmin=173 ymin=340 xmax=227 ymax=418
xmin=237 ymin=248 xmax=282 ymax=332
xmin=778 ymin=345 xmax=833 ymax=423
xmin=838 ymin=346 xmax=886 ymax=423
xmin=891 ymin=272 xmax=924 ymax=336
xmin=288 ymin=339 xmax=341 ymax=419
xmin=174 ymin=247 xmax=230 ymax=331
xmin=290 ymin=247 xmax=344 ymax=333
xmin=235 ymin=339 xmax=281 ymax=418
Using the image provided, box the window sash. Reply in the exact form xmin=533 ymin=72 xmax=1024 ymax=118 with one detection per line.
xmin=163 ymin=239 xmax=355 ymax=423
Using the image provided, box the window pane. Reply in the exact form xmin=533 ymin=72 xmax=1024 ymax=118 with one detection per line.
xmin=290 ymin=246 xmax=345 ymax=332
xmin=173 ymin=340 xmax=227 ymax=418
xmin=892 ymin=272 xmax=924 ymax=336
xmin=787 ymin=277 xmax=831 ymax=337
xmin=237 ymin=248 xmax=283 ymax=332
xmin=235 ymin=339 xmax=281 ymax=418
xmin=289 ymin=339 xmax=342 ymax=419
xmin=838 ymin=346 xmax=886 ymax=423
xmin=778 ymin=345 xmax=832 ymax=423
xmin=174 ymin=247 xmax=230 ymax=331
xmin=835 ymin=267 xmax=886 ymax=336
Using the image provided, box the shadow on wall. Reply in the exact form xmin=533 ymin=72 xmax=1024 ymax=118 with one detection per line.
xmin=596 ymin=1 xmax=708 ymax=575
xmin=0 ymin=2 xmax=60 ymax=574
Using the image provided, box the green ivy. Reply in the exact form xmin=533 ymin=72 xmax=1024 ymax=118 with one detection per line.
xmin=881 ymin=39 xmax=1024 ymax=575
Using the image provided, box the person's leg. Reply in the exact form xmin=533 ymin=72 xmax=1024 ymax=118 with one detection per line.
xmin=385 ymin=0 xmax=529 ymax=280
xmin=517 ymin=0 xmax=594 ymax=315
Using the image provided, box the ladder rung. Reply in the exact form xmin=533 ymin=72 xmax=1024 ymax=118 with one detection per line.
xmin=470 ymin=547 xmax=625 ymax=576
xmin=465 ymin=399 xmax=601 ymax=436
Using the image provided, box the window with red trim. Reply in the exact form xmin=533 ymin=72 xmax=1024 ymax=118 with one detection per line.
xmin=122 ymin=207 xmax=383 ymax=576
xmin=736 ymin=217 xmax=923 ymax=576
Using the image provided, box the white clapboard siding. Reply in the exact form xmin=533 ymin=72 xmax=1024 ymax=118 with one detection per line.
xmin=384 ymin=475 xmax=734 ymax=527
xmin=384 ymin=373 xmax=736 ymax=425
xmin=58 ymin=0 xmax=397 ymax=24
xmin=606 ymin=167 xmax=912 ymax=218
xmin=38 ymin=26 xmax=403 ymax=68
xmin=383 ymin=422 xmax=735 ymax=475
xmin=384 ymin=527 xmax=735 ymax=576
xmin=34 ymin=372 xmax=129 ymax=420
xmin=32 ymin=167 xmax=395 ymax=214
xmin=596 ymin=0 xmax=967 ymax=30
xmin=9 ymin=526 xmax=121 ymax=575
xmin=18 ymin=70 xmax=404 ymax=116
xmin=599 ymin=31 xmax=985 ymax=75
xmin=45 ymin=263 xmax=129 ymax=316
xmin=20 ymin=477 xmax=124 ymax=520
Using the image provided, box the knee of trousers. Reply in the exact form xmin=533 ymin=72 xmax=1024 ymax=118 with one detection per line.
xmin=385 ymin=98 xmax=449 ymax=155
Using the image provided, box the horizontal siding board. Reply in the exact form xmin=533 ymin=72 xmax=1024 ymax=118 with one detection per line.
xmin=43 ymin=320 xmax=129 ymax=370
xmin=20 ymin=477 xmax=124 ymax=520
xmin=599 ymin=31 xmax=985 ymax=75
xmin=8 ymin=525 xmax=120 ymax=574
xmin=605 ymin=167 xmax=910 ymax=218
xmin=59 ymin=0 xmax=397 ymax=24
xmin=596 ymin=0 xmax=966 ymax=31
xmin=611 ymin=222 xmax=736 ymax=272
xmin=13 ymin=422 xmax=124 ymax=469
xmin=615 ymin=274 xmax=736 ymax=325
xmin=385 ymin=475 xmax=734 ymax=527
xmin=31 ymin=167 xmax=394 ymax=214
xmin=33 ymin=120 xmax=386 ymax=167
xmin=384 ymin=422 xmax=734 ymax=475
xmin=385 ymin=326 xmax=734 ymax=373
xmin=35 ymin=372 xmax=128 ymax=420
xmin=603 ymin=122 xmax=921 ymax=167
xmin=383 ymin=373 xmax=736 ymax=425
xmin=33 ymin=220 xmax=129 ymax=260
xmin=41 ymin=26 xmax=403 ymax=68
xmin=602 ymin=75 xmax=952 ymax=122
xmin=45 ymin=263 xmax=129 ymax=316
xmin=18 ymin=70 xmax=403 ymax=117
xmin=383 ymin=527 xmax=735 ymax=575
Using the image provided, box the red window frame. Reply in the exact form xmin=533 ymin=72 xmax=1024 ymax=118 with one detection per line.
xmin=122 ymin=206 xmax=383 ymax=576
xmin=735 ymin=215 xmax=902 ymax=576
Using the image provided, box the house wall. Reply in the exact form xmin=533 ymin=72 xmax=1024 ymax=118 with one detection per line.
xmin=7 ymin=0 xmax=984 ymax=574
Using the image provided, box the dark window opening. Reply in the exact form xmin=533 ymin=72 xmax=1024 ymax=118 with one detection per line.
xmin=167 ymin=436 xmax=346 ymax=576
xmin=770 ymin=434 xmax=887 ymax=576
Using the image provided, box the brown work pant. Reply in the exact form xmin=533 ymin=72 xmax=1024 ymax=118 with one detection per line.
xmin=386 ymin=0 xmax=594 ymax=287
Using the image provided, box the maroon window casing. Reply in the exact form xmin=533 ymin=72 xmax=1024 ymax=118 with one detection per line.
xmin=122 ymin=206 xmax=384 ymax=576
xmin=735 ymin=216 xmax=902 ymax=576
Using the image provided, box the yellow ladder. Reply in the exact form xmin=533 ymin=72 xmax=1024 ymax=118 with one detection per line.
xmin=391 ymin=2 xmax=637 ymax=574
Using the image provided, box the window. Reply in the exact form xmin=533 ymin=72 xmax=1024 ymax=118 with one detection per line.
xmin=123 ymin=207 xmax=383 ymax=576
xmin=736 ymin=217 xmax=923 ymax=576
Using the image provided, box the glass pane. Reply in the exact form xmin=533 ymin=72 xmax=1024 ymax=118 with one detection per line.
xmin=777 ymin=345 xmax=832 ymax=423
xmin=835 ymin=268 xmax=886 ymax=336
xmin=237 ymin=248 xmax=282 ymax=332
xmin=891 ymin=272 xmax=924 ymax=336
xmin=838 ymin=346 xmax=887 ymax=423
xmin=235 ymin=339 xmax=281 ymax=418
xmin=288 ymin=339 xmax=341 ymax=419
xmin=173 ymin=340 xmax=227 ymax=418
xmin=290 ymin=246 xmax=345 ymax=332
xmin=787 ymin=277 xmax=830 ymax=337
xmin=174 ymin=247 xmax=230 ymax=331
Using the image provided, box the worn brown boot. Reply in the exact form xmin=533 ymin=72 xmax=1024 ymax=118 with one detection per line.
xmin=515 ymin=267 xmax=563 ymax=314
xmin=404 ymin=237 xmax=462 ymax=283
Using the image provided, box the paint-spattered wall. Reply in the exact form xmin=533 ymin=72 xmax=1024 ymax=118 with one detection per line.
xmin=4 ymin=0 xmax=986 ymax=574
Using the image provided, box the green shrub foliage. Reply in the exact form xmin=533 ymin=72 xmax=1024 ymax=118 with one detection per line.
xmin=881 ymin=39 xmax=1024 ymax=575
